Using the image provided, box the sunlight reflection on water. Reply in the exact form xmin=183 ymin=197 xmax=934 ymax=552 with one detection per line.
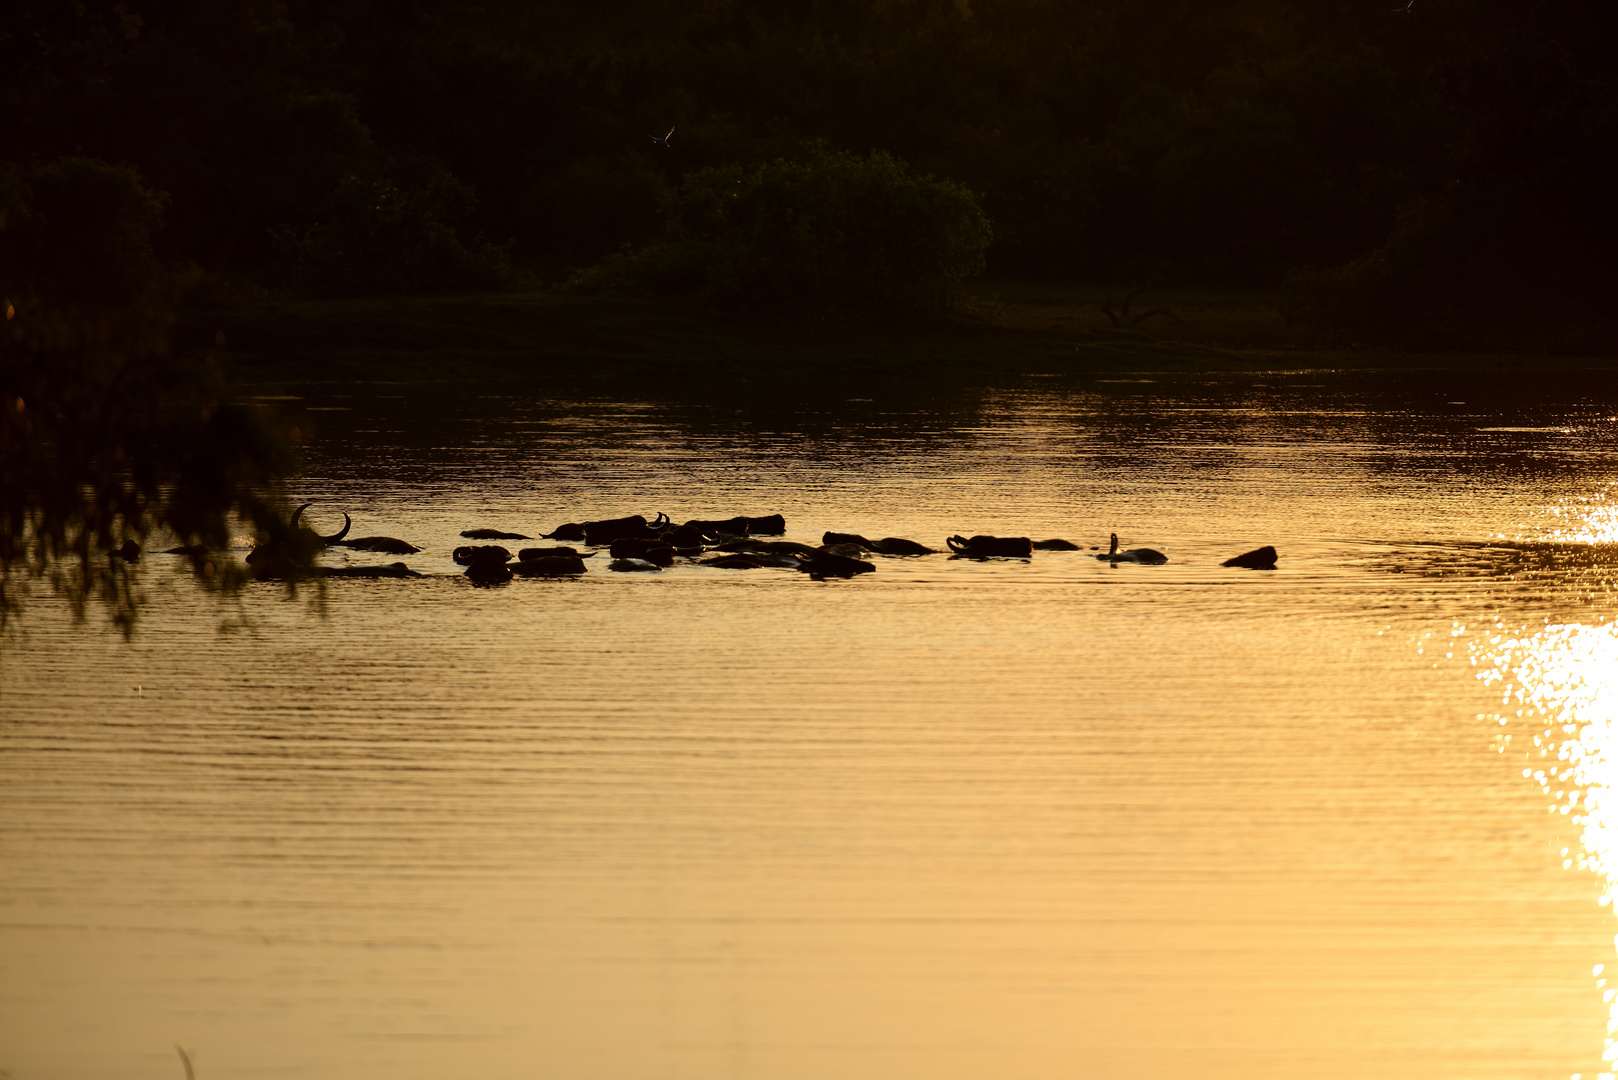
xmin=1546 ymin=486 xmax=1618 ymax=545
xmin=1475 ymin=485 xmax=1618 ymax=1080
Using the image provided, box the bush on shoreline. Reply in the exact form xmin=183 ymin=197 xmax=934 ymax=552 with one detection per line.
xmin=1283 ymin=169 xmax=1618 ymax=353
xmin=573 ymin=149 xmax=991 ymax=315
xmin=271 ymin=172 xmax=518 ymax=298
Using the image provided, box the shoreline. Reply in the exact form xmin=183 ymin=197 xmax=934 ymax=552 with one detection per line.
xmin=185 ymin=285 xmax=1614 ymax=393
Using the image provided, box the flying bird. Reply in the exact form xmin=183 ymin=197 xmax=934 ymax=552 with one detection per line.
xmin=647 ymin=126 xmax=674 ymax=147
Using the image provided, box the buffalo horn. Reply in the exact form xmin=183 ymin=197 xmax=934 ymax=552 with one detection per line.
xmin=322 ymin=512 xmax=352 ymax=544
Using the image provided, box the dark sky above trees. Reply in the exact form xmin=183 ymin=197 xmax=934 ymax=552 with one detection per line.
xmin=4 ymin=0 xmax=1614 ymax=295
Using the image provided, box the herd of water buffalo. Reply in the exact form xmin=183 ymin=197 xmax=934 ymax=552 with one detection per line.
xmin=156 ymin=502 xmax=1280 ymax=583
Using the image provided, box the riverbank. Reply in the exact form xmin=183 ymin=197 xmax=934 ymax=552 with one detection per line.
xmin=187 ymin=284 xmax=1604 ymax=392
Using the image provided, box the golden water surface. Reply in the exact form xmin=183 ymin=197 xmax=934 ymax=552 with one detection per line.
xmin=5 ymin=372 xmax=1618 ymax=1079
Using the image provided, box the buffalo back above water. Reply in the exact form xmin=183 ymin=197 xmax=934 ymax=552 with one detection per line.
xmin=823 ymin=531 xmax=874 ymax=549
xmin=517 ymin=546 xmax=586 ymax=560
xmin=583 ymin=514 xmax=668 ymax=546
xmin=453 ymin=545 xmax=513 ymax=565
xmin=799 ymin=550 xmax=876 ymax=580
xmin=947 ymin=535 xmax=1033 ymax=558
xmin=610 ymin=537 xmax=676 ymax=565
xmin=701 ymin=554 xmax=765 ymax=569
xmin=824 ymin=531 xmax=935 ymax=556
xmin=324 ymin=562 xmax=421 ymax=578
xmin=1222 ymin=545 xmax=1279 ymax=569
xmin=684 ymin=516 xmax=752 ymax=540
xmin=715 ymin=539 xmax=818 ymax=557
xmin=820 ymin=542 xmax=869 ymax=559
xmin=510 ymin=556 xmax=588 ymax=577
xmin=464 ymin=560 xmax=513 ymax=584
xmin=337 ymin=536 xmax=421 ymax=554
xmin=869 ymin=537 xmax=935 ymax=556
xmin=461 ymin=528 xmax=532 ymax=540
xmin=659 ymin=525 xmax=705 ymax=553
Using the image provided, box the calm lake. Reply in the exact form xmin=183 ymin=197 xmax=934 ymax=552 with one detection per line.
xmin=7 ymin=365 xmax=1618 ymax=1080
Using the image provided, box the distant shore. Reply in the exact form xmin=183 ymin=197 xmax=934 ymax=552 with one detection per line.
xmin=187 ymin=284 xmax=1605 ymax=393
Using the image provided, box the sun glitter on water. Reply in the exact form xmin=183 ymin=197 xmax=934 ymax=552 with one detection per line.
xmin=1476 ymin=619 xmax=1618 ymax=1079
xmin=1542 ymin=485 xmax=1618 ymax=545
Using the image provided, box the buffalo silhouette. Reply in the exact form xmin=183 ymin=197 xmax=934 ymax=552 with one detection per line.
xmin=1222 ymin=545 xmax=1278 ymax=569
xmin=947 ymin=535 xmax=1033 ymax=558
xmin=823 ymin=531 xmax=936 ymax=555
xmin=246 ymin=502 xmax=352 ymax=578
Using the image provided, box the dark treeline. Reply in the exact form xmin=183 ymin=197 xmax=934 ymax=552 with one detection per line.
xmin=4 ymin=0 xmax=1617 ymax=340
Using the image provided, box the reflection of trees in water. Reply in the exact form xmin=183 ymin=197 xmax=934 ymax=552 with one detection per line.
xmin=1348 ymin=368 xmax=1618 ymax=484
xmin=288 ymin=374 xmax=1387 ymax=495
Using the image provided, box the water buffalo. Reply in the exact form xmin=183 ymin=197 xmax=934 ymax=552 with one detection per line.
xmin=659 ymin=525 xmax=706 ymax=554
xmin=517 ymin=546 xmax=589 ymax=561
xmin=462 ymin=528 xmax=532 ymax=540
xmin=823 ymin=531 xmax=873 ymax=549
xmin=821 ymin=542 xmax=870 ymax=559
xmin=1033 ymin=539 xmax=1081 ymax=551
xmin=679 ymin=515 xmax=784 ymax=539
xmin=336 ymin=536 xmax=421 ymax=554
xmin=585 ymin=513 xmax=670 ymax=546
xmin=542 ymin=522 xmax=586 ymax=541
xmin=705 ymin=546 xmax=805 ymax=567
xmin=798 ymin=550 xmax=876 ymax=580
xmin=611 ymin=537 xmax=676 ymax=566
xmin=823 ymin=531 xmax=936 ymax=554
xmin=510 ymin=555 xmax=588 ymax=577
xmin=1222 ymin=545 xmax=1278 ymax=569
xmin=947 ymin=535 xmax=1033 ymax=558
xmin=453 ymin=545 xmax=512 ymax=565
xmin=684 ymin=516 xmax=753 ymax=540
xmin=246 ymin=502 xmax=352 ymax=578
xmin=541 ymin=514 xmax=666 ymax=544
xmin=608 ymin=557 xmax=662 ymax=572
xmin=460 ymin=545 xmax=513 ymax=583
xmin=714 ymin=538 xmax=817 ymax=556
xmin=751 ymin=552 xmax=807 ymax=568
xmin=871 ymin=537 xmax=935 ymax=556
xmin=323 ymin=562 xmax=421 ymax=578
xmin=701 ymin=555 xmax=765 ymax=569
xmin=290 ymin=502 xmax=351 ymax=546
xmin=1097 ymin=534 xmax=1168 ymax=565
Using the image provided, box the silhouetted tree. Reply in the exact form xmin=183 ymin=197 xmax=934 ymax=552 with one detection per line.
xmin=574 ymin=147 xmax=991 ymax=314
xmin=3 ymin=0 xmax=1611 ymax=342
xmin=0 ymin=158 xmax=300 ymax=634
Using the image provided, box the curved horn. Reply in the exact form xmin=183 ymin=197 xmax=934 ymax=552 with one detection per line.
xmin=322 ymin=512 xmax=352 ymax=544
xmin=290 ymin=502 xmax=312 ymax=530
